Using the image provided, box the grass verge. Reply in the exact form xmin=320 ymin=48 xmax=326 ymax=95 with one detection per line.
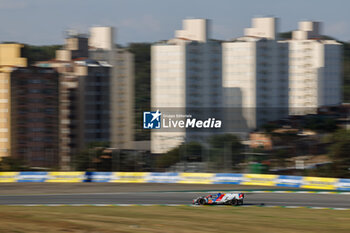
xmin=0 ymin=206 xmax=349 ymax=233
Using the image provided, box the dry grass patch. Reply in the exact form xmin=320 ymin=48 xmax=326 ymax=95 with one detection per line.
xmin=0 ymin=206 xmax=349 ymax=233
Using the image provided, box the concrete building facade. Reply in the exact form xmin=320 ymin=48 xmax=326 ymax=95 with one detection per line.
xmin=89 ymin=26 xmax=134 ymax=150
xmin=287 ymin=21 xmax=342 ymax=114
xmin=0 ymin=44 xmax=27 ymax=159
xmin=10 ymin=67 xmax=59 ymax=167
xmin=151 ymin=19 xmax=223 ymax=153
xmin=222 ymin=17 xmax=289 ymax=129
xmin=38 ymin=36 xmax=111 ymax=170
xmin=56 ymin=33 xmax=89 ymax=61
xmin=38 ymin=27 xmax=134 ymax=170
xmin=74 ymin=59 xmax=112 ymax=148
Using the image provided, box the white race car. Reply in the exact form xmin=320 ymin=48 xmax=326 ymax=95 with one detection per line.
xmin=193 ymin=192 xmax=244 ymax=206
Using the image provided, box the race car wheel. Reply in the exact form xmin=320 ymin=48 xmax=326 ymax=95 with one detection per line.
xmin=238 ymin=200 xmax=243 ymax=205
xmin=231 ymin=199 xmax=238 ymax=206
xmin=198 ymin=198 xmax=206 ymax=205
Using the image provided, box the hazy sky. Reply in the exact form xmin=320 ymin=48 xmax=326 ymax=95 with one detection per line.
xmin=0 ymin=0 xmax=349 ymax=45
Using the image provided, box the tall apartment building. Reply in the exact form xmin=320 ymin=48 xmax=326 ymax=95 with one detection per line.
xmin=89 ymin=26 xmax=134 ymax=150
xmin=38 ymin=35 xmax=111 ymax=170
xmin=287 ymin=21 xmax=342 ymax=114
xmin=151 ymin=19 xmax=223 ymax=154
xmin=38 ymin=28 xmax=134 ymax=170
xmin=0 ymin=44 xmax=27 ymax=159
xmin=151 ymin=17 xmax=342 ymax=154
xmin=54 ymin=61 xmax=79 ymax=170
xmin=10 ymin=67 xmax=59 ymax=167
xmin=222 ymin=17 xmax=289 ymax=129
xmin=70 ymin=60 xmax=112 ymax=153
xmin=1 ymin=45 xmax=60 ymax=167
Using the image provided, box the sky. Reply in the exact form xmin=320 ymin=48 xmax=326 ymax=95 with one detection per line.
xmin=0 ymin=0 xmax=349 ymax=45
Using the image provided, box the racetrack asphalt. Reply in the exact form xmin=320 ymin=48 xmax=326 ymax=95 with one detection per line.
xmin=0 ymin=183 xmax=349 ymax=208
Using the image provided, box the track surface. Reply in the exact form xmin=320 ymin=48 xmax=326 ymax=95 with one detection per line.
xmin=0 ymin=192 xmax=349 ymax=208
xmin=0 ymin=183 xmax=349 ymax=208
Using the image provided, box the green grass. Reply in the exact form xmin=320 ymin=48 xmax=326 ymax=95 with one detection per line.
xmin=0 ymin=206 xmax=349 ymax=233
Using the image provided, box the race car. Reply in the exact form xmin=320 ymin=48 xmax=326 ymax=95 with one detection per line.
xmin=192 ymin=192 xmax=244 ymax=206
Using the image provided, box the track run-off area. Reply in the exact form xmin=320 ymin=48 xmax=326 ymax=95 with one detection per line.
xmin=0 ymin=183 xmax=349 ymax=208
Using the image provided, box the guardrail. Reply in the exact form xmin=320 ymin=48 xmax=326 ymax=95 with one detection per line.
xmin=0 ymin=172 xmax=349 ymax=191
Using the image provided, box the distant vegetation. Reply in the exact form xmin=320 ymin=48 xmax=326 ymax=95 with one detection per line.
xmin=156 ymin=134 xmax=243 ymax=171
xmin=127 ymin=43 xmax=151 ymax=141
xmin=343 ymin=42 xmax=350 ymax=102
xmin=325 ymin=129 xmax=350 ymax=177
xmin=21 ymin=44 xmax=62 ymax=65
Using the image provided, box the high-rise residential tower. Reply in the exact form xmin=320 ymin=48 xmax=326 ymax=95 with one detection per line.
xmin=287 ymin=21 xmax=342 ymax=114
xmin=89 ymin=26 xmax=135 ymax=150
xmin=38 ymin=28 xmax=134 ymax=170
xmin=222 ymin=17 xmax=289 ymax=129
xmin=10 ymin=67 xmax=59 ymax=167
xmin=0 ymin=44 xmax=27 ymax=159
xmin=151 ymin=19 xmax=223 ymax=153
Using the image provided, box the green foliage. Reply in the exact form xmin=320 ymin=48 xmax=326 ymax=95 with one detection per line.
xmin=343 ymin=42 xmax=350 ymax=102
xmin=208 ymin=134 xmax=243 ymax=169
xmin=128 ymin=43 xmax=151 ymax=141
xmin=326 ymin=129 xmax=350 ymax=177
xmin=156 ymin=142 xmax=204 ymax=169
xmin=72 ymin=147 xmax=105 ymax=171
xmin=72 ymin=141 xmax=152 ymax=171
xmin=208 ymin=133 xmax=242 ymax=151
xmin=279 ymin=31 xmax=292 ymax=39
xmin=183 ymin=142 xmax=203 ymax=161
xmin=303 ymin=163 xmax=335 ymax=178
xmin=22 ymin=44 xmax=62 ymax=65
xmin=278 ymin=32 xmax=337 ymax=41
xmin=261 ymin=123 xmax=279 ymax=133
xmin=71 ymin=142 xmax=110 ymax=171
xmin=156 ymin=147 xmax=181 ymax=169
xmin=0 ymin=157 xmax=29 ymax=171
xmin=271 ymin=149 xmax=289 ymax=167
xmin=303 ymin=117 xmax=338 ymax=132
xmin=86 ymin=141 xmax=110 ymax=149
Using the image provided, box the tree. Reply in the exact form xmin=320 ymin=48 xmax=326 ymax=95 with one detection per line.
xmin=279 ymin=31 xmax=292 ymax=40
xmin=155 ymin=142 xmax=204 ymax=169
xmin=155 ymin=147 xmax=181 ymax=170
xmin=22 ymin=44 xmax=62 ymax=65
xmin=208 ymin=134 xmax=241 ymax=149
xmin=343 ymin=41 xmax=350 ymax=102
xmin=261 ymin=123 xmax=279 ymax=133
xmin=303 ymin=116 xmax=338 ymax=132
xmin=72 ymin=142 xmax=109 ymax=171
xmin=128 ymin=43 xmax=151 ymax=141
xmin=208 ymin=134 xmax=243 ymax=170
xmin=182 ymin=142 xmax=203 ymax=161
xmin=0 ymin=157 xmax=29 ymax=171
xmin=326 ymin=129 xmax=350 ymax=177
xmin=72 ymin=147 xmax=106 ymax=171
